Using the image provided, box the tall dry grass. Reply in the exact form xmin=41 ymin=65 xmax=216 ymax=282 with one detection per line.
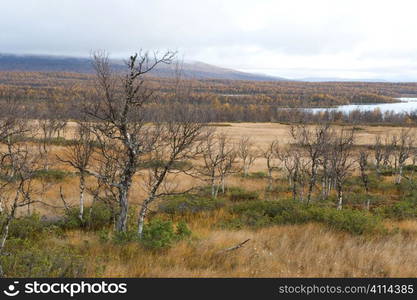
xmin=56 ymin=213 xmax=417 ymax=277
xmin=13 ymin=122 xmax=417 ymax=277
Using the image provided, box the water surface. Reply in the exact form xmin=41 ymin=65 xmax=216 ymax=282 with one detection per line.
xmin=308 ymin=98 xmax=417 ymax=114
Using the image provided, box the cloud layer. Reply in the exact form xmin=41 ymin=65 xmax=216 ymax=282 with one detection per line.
xmin=2 ymin=0 xmax=417 ymax=80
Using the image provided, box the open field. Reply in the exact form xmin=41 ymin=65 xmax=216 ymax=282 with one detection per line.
xmin=24 ymin=122 xmax=415 ymax=214
xmin=0 ymin=121 xmax=416 ymax=277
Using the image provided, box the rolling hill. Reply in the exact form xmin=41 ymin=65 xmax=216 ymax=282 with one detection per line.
xmin=0 ymin=54 xmax=286 ymax=81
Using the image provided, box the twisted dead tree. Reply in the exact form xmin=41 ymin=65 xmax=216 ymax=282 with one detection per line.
xmin=393 ymin=129 xmax=414 ymax=184
xmin=279 ymin=147 xmax=306 ymax=202
xmin=137 ymin=105 xmax=207 ymax=238
xmin=238 ymin=136 xmax=258 ymax=177
xmin=85 ymin=50 xmax=175 ymax=232
xmin=329 ymin=129 xmax=355 ymax=210
xmin=198 ymin=133 xmax=235 ymax=198
xmin=261 ymin=140 xmax=280 ymax=191
xmin=57 ymin=123 xmax=94 ymax=221
xmin=372 ymin=135 xmax=384 ymax=176
xmin=0 ymin=100 xmax=48 ymax=277
xmin=290 ymin=123 xmax=331 ymax=203
xmin=358 ymin=150 xmax=371 ymax=210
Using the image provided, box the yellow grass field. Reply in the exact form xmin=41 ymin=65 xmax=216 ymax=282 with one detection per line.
xmin=12 ymin=122 xmax=417 ymax=278
xmin=33 ymin=122 xmax=414 ymax=214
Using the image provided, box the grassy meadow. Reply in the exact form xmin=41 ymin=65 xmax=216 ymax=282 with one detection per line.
xmin=3 ymin=122 xmax=417 ymax=278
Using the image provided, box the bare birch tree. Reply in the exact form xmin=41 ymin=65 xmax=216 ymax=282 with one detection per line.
xmin=137 ymin=105 xmax=207 ymax=238
xmin=358 ymin=150 xmax=371 ymax=210
xmin=329 ymin=129 xmax=355 ymax=210
xmin=393 ymin=129 xmax=414 ymax=184
xmin=238 ymin=136 xmax=258 ymax=177
xmin=290 ymin=123 xmax=331 ymax=203
xmin=85 ymin=50 xmax=175 ymax=232
xmin=58 ymin=123 xmax=94 ymax=221
xmin=261 ymin=140 xmax=280 ymax=191
xmin=372 ymin=135 xmax=384 ymax=175
xmin=198 ymin=133 xmax=235 ymax=198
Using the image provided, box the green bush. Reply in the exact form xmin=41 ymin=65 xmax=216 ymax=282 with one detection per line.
xmin=1 ymin=239 xmax=86 ymax=277
xmin=403 ymin=165 xmax=417 ymax=172
xmin=227 ymin=187 xmax=259 ymax=202
xmin=7 ymin=214 xmax=46 ymax=240
xmin=229 ymin=200 xmax=381 ymax=235
xmin=311 ymin=207 xmax=381 ymax=235
xmin=112 ymin=230 xmax=138 ymax=244
xmin=159 ymin=194 xmax=225 ymax=215
xmin=141 ymin=218 xmax=175 ymax=249
xmin=106 ymin=219 xmax=192 ymax=248
xmin=60 ymin=203 xmax=114 ymax=230
xmin=379 ymin=168 xmax=395 ymax=177
xmin=376 ymin=201 xmax=417 ymax=220
xmin=33 ymin=169 xmax=72 ymax=182
xmin=326 ymin=193 xmax=386 ymax=207
xmin=268 ymin=184 xmax=292 ymax=193
xmin=140 ymin=218 xmax=192 ymax=250
xmin=176 ymin=220 xmax=192 ymax=238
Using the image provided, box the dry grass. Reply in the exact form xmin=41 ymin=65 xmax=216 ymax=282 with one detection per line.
xmin=12 ymin=122 xmax=417 ymax=277
xmin=58 ymin=218 xmax=417 ymax=277
xmin=26 ymin=122 xmax=417 ymax=214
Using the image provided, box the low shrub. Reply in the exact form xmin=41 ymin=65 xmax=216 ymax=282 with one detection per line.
xmin=141 ymin=218 xmax=176 ymax=249
xmin=311 ymin=207 xmax=381 ymax=235
xmin=403 ymin=165 xmax=417 ymax=172
xmin=1 ymin=239 xmax=86 ymax=277
xmin=379 ymin=168 xmax=395 ymax=177
xmin=105 ymin=218 xmax=192 ymax=250
xmin=176 ymin=220 xmax=192 ymax=239
xmin=268 ymin=183 xmax=292 ymax=193
xmin=141 ymin=218 xmax=192 ymax=250
xmin=227 ymin=187 xmax=259 ymax=202
xmin=60 ymin=203 xmax=114 ymax=230
xmin=112 ymin=230 xmax=138 ymax=244
xmin=229 ymin=200 xmax=381 ymax=235
xmin=7 ymin=214 xmax=46 ymax=240
xmin=376 ymin=201 xmax=417 ymax=220
xmin=326 ymin=193 xmax=386 ymax=207
xmin=159 ymin=194 xmax=225 ymax=215
xmin=33 ymin=169 xmax=72 ymax=182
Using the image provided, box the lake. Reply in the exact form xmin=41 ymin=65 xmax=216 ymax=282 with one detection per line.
xmin=308 ymin=98 xmax=417 ymax=114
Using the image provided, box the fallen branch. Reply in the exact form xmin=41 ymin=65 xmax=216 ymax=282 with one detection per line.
xmin=217 ymin=239 xmax=250 ymax=253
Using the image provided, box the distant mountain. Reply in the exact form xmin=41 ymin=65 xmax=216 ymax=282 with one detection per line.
xmin=299 ymin=77 xmax=388 ymax=82
xmin=0 ymin=54 xmax=286 ymax=81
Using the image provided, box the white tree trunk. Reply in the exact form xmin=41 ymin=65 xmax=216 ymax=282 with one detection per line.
xmin=337 ymin=188 xmax=343 ymax=210
xmin=79 ymin=173 xmax=85 ymax=221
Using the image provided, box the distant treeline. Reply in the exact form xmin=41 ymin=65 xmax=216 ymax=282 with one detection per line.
xmin=1 ymin=71 xmax=417 ymax=124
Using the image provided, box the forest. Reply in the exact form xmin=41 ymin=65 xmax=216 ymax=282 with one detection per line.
xmin=2 ymin=68 xmax=417 ymax=125
xmin=1 ymin=52 xmax=417 ymax=277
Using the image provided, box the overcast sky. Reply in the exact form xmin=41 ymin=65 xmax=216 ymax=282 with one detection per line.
xmin=2 ymin=0 xmax=417 ymax=80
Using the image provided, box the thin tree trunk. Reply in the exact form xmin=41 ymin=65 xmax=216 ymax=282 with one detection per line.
xmin=243 ymin=164 xmax=249 ymax=176
xmin=337 ymin=185 xmax=343 ymax=210
xmin=268 ymin=168 xmax=273 ymax=191
xmin=116 ymin=184 xmax=130 ymax=232
xmin=79 ymin=173 xmax=85 ymax=221
xmin=211 ymin=175 xmax=216 ymax=198
xmin=307 ymin=167 xmax=316 ymax=204
xmin=137 ymin=197 xmax=152 ymax=239
xmin=396 ymin=165 xmax=403 ymax=184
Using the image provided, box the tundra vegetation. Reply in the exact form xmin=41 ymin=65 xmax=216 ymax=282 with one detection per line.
xmin=2 ymin=52 xmax=417 ymax=277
